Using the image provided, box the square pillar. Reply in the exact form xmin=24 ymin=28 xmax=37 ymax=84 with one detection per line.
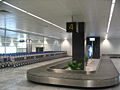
xmin=72 ymin=22 xmax=85 ymax=70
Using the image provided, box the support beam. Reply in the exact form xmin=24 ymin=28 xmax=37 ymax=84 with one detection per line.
xmin=72 ymin=22 xmax=85 ymax=70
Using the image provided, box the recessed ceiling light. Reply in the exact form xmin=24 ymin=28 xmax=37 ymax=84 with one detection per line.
xmin=64 ymin=38 xmax=67 ymax=40
xmin=105 ymin=34 xmax=108 ymax=39
xmin=2 ymin=1 xmax=66 ymax=31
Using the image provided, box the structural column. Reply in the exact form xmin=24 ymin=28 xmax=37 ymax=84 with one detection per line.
xmin=72 ymin=22 xmax=85 ymax=70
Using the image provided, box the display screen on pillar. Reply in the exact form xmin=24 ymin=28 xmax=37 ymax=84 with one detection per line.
xmin=89 ymin=38 xmax=95 ymax=41
xmin=88 ymin=45 xmax=93 ymax=58
xmin=66 ymin=22 xmax=76 ymax=32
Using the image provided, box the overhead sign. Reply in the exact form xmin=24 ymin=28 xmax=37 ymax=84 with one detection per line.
xmin=66 ymin=22 xmax=76 ymax=32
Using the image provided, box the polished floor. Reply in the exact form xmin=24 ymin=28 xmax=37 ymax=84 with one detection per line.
xmin=0 ymin=57 xmax=120 ymax=90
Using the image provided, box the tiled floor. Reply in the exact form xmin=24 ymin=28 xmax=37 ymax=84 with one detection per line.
xmin=85 ymin=59 xmax=100 ymax=71
xmin=0 ymin=57 xmax=120 ymax=90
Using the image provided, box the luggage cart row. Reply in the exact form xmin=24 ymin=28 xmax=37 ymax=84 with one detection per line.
xmin=0 ymin=51 xmax=67 ymax=69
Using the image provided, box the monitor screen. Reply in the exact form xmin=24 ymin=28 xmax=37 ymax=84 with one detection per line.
xmin=89 ymin=38 xmax=95 ymax=41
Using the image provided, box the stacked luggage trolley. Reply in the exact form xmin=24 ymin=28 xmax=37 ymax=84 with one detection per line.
xmin=0 ymin=51 xmax=67 ymax=69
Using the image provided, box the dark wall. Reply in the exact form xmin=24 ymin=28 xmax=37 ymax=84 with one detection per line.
xmin=36 ymin=47 xmax=43 ymax=52
xmin=86 ymin=37 xmax=100 ymax=59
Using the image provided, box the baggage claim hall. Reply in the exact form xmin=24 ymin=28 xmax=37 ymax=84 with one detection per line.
xmin=0 ymin=0 xmax=120 ymax=90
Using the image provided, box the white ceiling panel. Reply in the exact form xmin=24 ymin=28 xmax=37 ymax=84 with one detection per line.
xmin=109 ymin=0 xmax=120 ymax=38
xmin=0 ymin=0 xmax=116 ymax=39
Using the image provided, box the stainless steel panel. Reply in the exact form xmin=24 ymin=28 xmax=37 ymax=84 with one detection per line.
xmin=27 ymin=56 xmax=119 ymax=88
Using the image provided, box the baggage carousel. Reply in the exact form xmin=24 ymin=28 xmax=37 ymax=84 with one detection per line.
xmin=27 ymin=56 xmax=119 ymax=88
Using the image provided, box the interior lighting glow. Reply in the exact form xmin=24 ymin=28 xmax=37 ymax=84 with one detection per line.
xmin=0 ymin=47 xmax=5 ymax=53
xmin=105 ymin=34 xmax=108 ymax=39
xmin=17 ymin=42 xmax=26 ymax=48
xmin=89 ymin=38 xmax=95 ymax=41
xmin=6 ymin=47 xmax=16 ymax=53
xmin=2 ymin=1 xmax=66 ymax=31
xmin=0 ymin=38 xmax=2 ymax=46
xmin=101 ymin=39 xmax=111 ymax=50
xmin=0 ymin=42 xmax=2 ymax=46
xmin=106 ymin=2 xmax=116 ymax=33
xmin=112 ymin=0 xmax=116 ymax=4
xmin=9 ymin=39 xmax=15 ymax=47
xmin=64 ymin=38 xmax=67 ymax=40
xmin=62 ymin=39 xmax=70 ymax=47
xmin=106 ymin=0 xmax=116 ymax=38
xmin=0 ymin=37 xmax=4 ymax=54
xmin=44 ymin=38 xmax=48 ymax=44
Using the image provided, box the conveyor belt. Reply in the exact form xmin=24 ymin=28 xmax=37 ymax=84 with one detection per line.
xmin=27 ymin=56 xmax=119 ymax=88
xmin=102 ymin=54 xmax=120 ymax=58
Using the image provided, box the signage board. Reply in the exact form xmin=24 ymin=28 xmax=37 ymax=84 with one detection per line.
xmin=66 ymin=22 xmax=76 ymax=32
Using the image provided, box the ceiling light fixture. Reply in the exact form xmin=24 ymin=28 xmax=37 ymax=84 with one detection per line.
xmin=64 ymin=38 xmax=67 ymax=40
xmin=112 ymin=0 xmax=116 ymax=4
xmin=9 ymin=39 xmax=15 ymax=47
xmin=105 ymin=0 xmax=116 ymax=39
xmin=16 ymin=28 xmax=61 ymax=39
xmin=105 ymin=34 xmax=108 ymax=39
xmin=2 ymin=1 xmax=66 ymax=31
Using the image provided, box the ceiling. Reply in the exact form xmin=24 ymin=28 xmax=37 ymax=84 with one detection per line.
xmin=0 ymin=0 xmax=119 ymax=39
xmin=109 ymin=0 xmax=120 ymax=38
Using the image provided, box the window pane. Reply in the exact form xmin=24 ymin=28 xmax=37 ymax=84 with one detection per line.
xmin=29 ymin=34 xmax=44 ymax=52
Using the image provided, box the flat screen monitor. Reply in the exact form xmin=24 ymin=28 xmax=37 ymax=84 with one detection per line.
xmin=89 ymin=38 xmax=95 ymax=41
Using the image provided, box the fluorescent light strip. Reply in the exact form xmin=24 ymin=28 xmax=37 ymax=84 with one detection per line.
xmin=105 ymin=0 xmax=116 ymax=39
xmin=106 ymin=2 xmax=116 ymax=33
xmin=2 ymin=1 xmax=66 ymax=31
xmin=112 ymin=0 xmax=116 ymax=4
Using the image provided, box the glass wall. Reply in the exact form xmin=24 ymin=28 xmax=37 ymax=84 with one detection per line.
xmin=29 ymin=34 xmax=44 ymax=52
xmin=0 ymin=29 xmax=5 ymax=53
xmin=0 ymin=29 xmax=61 ymax=54
xmin=0 ymin=9 xmax=61 ymax=54
xmin=44 ymin=37 xmax=61 ymax=51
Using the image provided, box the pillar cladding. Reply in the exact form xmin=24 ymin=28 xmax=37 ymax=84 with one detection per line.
xmin=72 ymin=22 xmax=85 ymax=70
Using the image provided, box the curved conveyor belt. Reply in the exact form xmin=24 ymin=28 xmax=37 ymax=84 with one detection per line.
xmin=27 ymin=56 xmax=119 ymax=88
